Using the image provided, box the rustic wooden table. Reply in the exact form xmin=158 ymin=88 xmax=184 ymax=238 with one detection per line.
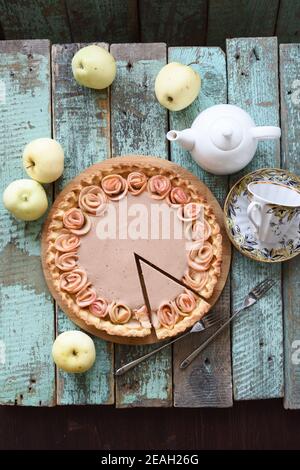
xmin=0 ymin=38 xmax=299 ymax=409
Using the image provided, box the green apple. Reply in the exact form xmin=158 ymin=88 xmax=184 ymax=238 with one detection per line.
xmin=23 ymin=137 xmax=64 ymax=184
xmin=155 ymin=62 xmax=201 ymax=111
xmin=3 ymin=179 xmax=48 ymax=221
xmin=72 ymin=45 xmax=116 ymax=90
xmin=52 ymin=331 xmax=96 ymax=373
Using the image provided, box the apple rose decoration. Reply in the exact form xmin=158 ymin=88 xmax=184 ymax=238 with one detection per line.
xmin=89 ymin=297 xmax=108 ymax=318
xmin=133 ymin=305 xmax=151 ymax=328
xmin=63 ymin=208 xmax=91 ymax=235
xmin=108 ymin=302 xmax=132 ymax=324
xmin=188 ymin=241 xmax=213 ymax=271
xmin=191 ymin=221 xmax=205 ymax=240
xmin=101 ymin=174 xmax=128 ymax=201
xmin=183 ymin=269 xmax=208 ymax=291
xmin=127 ymin=171 xmax=147 ymax=195
xmin=172 ymin=290 xmax=196 ymax=317
xmin=157 ymin=302 xmax=178 ymax=329
xmin=76 ymin=283 xmax=97 ymax=308
xmin=55 ymin=251 xmax=78 ymax=271
xmin=203 ymin=219 xmax=212 ymax=240
xmin=147 ymin=175 xmax=171 ymax=199
xmin=184 ymin=220 xmax=205 ymax=250
xmin=167 ymin=186 xmax=191 ymax=206
xmin=177 ymin=202 xmax=203 ymax=222
xmin=60 ymin=268 xmax=88 ymax=293
xmin=54 ymin=233 xmax=81 ymax=252
xmin=79 ymin=186 xmax=107 ymax=215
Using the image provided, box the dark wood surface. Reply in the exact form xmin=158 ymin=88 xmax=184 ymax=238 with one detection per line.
xmin=0 ymin=0 xmax=299 ymax=48
xmin=0 ymin=400 xmax=299 ymax=449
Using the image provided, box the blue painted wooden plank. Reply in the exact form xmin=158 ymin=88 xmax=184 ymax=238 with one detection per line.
xmin=110 ymin=43 xmax=172 ymax=407
xmin=279 ymin=43 xmax=300 ymax=409
xmin=51 ymin=43 xmax=114 ymax=405
xmin=227 ymin=37 xmax=283 ymax=400
xmin=168 ymin=46 xmax=232 ymax=407
xmin=0 ymin=39 xmax=55 ymax=406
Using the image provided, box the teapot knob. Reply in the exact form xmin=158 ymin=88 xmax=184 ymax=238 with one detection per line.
xmin=221 ymin=124 xmax=233 ymax=138
xmin=210 ymin=117 xmax=242 ymax=151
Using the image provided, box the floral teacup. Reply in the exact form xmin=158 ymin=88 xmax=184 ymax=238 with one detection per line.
xmin=247 ymin=181 xmax=300 ymax=243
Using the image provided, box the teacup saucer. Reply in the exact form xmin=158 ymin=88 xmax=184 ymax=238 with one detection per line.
xmin=224 ymin=168 xmax=300 ymax=262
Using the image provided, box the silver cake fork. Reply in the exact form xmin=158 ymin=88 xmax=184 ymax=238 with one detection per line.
xmin=180 ymin=278 xmax=276 ymax=369
xmin=115 ymin=309 xmax=223 ymax=376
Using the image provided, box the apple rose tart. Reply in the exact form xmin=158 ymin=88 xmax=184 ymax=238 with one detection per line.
xmin=45 ymin=160 xmax=222 ymax=340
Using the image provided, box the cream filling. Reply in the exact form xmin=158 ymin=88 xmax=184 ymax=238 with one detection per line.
xmin=78 ymin=192 xmax=187 ymax=312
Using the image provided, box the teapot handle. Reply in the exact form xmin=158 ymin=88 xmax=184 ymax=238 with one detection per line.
xmin=251 ymin=126 xmax=281 ymax=141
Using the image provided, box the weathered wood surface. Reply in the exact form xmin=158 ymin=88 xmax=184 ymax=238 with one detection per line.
xmin=279 ymin=44 xmax=300 ymax=409
xmin=110 ymin=43 xmax=172 ymax=407
xmin=0 ymin=38 xmax=293 ymax=408
xmin=227 ymin=37 xmax=283 ymax=400
xmin=66 ymin=0 xmax=139 ymax=43
xmin=276 ymin=0 xmax=300 ymax=44
xmin=0 ymin=20 xmax=4 ymax=39
xmin=0 ymin=40 xmax=55 ymax=406
xmin=1 ymin=1 xmax=300 ymax=48
xmin=51 ymin=43 xmax=114 ymax=405
xmin=140 ymin=0 xmax=207 ymax=46
xmin=169 ymin=47 xmax=232 ymax=407
xmin=0 ymin=0 xmax=71 ymax=43
xmin=207 ymin=0 xmax=279 ymax=49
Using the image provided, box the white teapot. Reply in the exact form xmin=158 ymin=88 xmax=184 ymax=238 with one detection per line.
xmin=166 ymin=104 xmax=281 ymax=175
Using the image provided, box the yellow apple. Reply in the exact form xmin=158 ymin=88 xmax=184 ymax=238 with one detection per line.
xmin=72 ymin=45 xmax=116 ymax=90
xmin=155 ymin=62 xmax=201 ymax=111
xmin=23 ymin=138 xmax=64 ymax=183
xmin=52 ymin=331 xmax=96 ymax=373
xmin=3 ymin=179 xmax=48 ymax=221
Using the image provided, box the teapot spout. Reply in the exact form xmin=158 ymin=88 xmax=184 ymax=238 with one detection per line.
xmin=166 ymin=129 xmax=195 ymax=152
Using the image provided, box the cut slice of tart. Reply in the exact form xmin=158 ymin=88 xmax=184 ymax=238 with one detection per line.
xmin=135 ymin=255 xmax=211 ymax=340
xmin=152 ymin=295 xmax=211 ymax=340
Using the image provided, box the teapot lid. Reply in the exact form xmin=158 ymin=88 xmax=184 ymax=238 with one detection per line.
xmin=210 ymin=117 xmax=243 ymax=151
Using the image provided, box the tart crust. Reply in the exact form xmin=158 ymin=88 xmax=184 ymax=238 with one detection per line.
xmin=45 ymin=160 xmax=222 ymax=339
xmin=154 ymin=299 xmax=211 ymax=340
